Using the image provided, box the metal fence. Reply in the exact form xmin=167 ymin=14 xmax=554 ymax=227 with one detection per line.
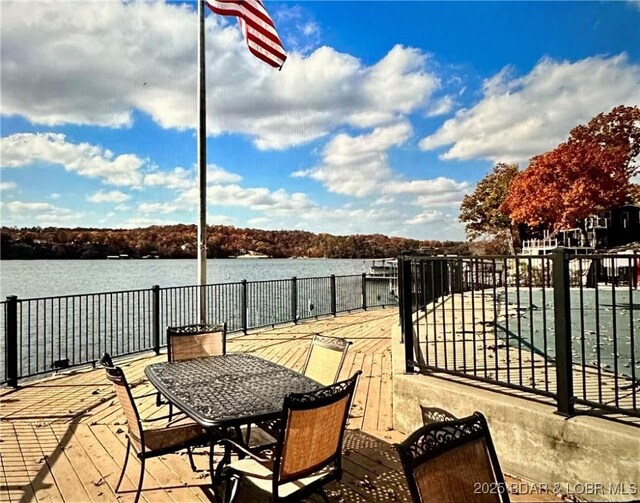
xmin=2 ymin=272 xmax=398 ymax=386
xmin=399 ymin=249 xmax=639 ymax=417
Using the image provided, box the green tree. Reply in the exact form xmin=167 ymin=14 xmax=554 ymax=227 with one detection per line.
xmin=459 ymin=163 xmax=520 ymax=253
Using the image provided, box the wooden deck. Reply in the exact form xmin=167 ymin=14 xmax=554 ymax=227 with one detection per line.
xmin=1 ymin=309 xmax=562 ymax=502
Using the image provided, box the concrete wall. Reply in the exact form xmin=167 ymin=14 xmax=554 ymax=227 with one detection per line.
xmin=391 ymin=324 xmax=640 ymax=503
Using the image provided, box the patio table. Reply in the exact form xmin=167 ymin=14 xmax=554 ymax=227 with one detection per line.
xmin=145 ymin=353 xmax=322 ymax=429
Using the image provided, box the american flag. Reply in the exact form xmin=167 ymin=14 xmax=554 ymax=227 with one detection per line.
xmin=206 ymin=0 xmax=287 ymax=70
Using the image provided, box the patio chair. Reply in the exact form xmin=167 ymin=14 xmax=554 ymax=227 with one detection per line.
xmin=221 ymin=371 xmax=362 ymax=502
xmin=158 ymin=323 xmax=227 ymax=418
xmin=99 ymin=353 xmax=213 ymax=503
xmin=167 ymin=322 xmax=227 ymax=361
xmin=395 ymin=412 xmax=510 ymax=503
xmin=302 ymin=334 xmax=352 ymax=386
xmin=420 ymin=405 xmax=458 ymax=425
xmin=251 ymin=333 xmax=352 ymax=441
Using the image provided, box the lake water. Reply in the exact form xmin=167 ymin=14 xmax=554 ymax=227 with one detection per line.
xmin=0 ymin=258 xmax=372 ymax=299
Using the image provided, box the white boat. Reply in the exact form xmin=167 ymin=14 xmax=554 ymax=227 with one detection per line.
xmin=368 ymin=258 xmax=398 ymax=278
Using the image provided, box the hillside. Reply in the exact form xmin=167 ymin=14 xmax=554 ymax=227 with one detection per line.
xmin=0 ymin=225 xmax=470 ymax=260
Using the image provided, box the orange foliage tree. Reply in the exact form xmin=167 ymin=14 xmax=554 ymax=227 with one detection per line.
xmin=502 ymin=105 xmax=640 ymax=244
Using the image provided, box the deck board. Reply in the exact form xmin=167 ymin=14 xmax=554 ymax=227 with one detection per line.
xmin=1 ymin=309 xmax=562 ymax=502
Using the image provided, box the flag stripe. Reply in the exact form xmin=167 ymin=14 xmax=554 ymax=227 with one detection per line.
xmin=246 ymin=32 xmax=286 ymax=63
xmin=205 ymin=0 xmax=286 ymax=69
xmin=209 ymin=0 xmax=279 ymax=39
xmin=244 ymin=24 xmax=287 ymax=60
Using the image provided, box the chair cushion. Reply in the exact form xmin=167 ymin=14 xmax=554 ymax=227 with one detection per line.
xmin=143 ymin=416 xmax=207 ymax=452
xmin=227 ymin=458 xmax=333 ymax=498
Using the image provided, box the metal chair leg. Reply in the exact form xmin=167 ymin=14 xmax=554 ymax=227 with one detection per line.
xmin=134 ymin=457 xmax=145 ymax=503
xmin=209 ymin=441 xmax=215 ymax=485
xmin=168 ymin=403 xmax=174 ymax=421
xmin=225 ymin=475 xmax=239 ymax=503
xmin=115 ymin=438 xmax=131 ymax=493
xmin=187 ymin=447 xmax=198 ymax=472
xmin=156 ymin=392 xmax=162 ymax=407
xmin=215 ymin=442 xmax=231 ymax=482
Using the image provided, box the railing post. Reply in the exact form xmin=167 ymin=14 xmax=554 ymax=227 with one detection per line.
xmin=552 ymin=247 xmax=575 ymax=416
xmin=5 ymin=296 xmax=19 ymax=388
xmin=241 ymin=279 xmax=248 ymax=334
xmin=361 ymin=273 xmax=367 ymax=310
xmin=152 ymin=285 xmax=160 ymax=355
xmin=330 ymin=275 xmax=337 ymax=316
xmin=400 ymin=258 xmax=415 ymax=372
xmin=291 ymin=277 xmax=298 ymax=324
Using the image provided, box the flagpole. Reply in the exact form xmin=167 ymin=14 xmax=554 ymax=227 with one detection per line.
xmin=197 ymin=0 xmax=207 ymax=323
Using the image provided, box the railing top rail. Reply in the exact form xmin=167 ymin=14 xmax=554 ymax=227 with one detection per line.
xmin=571 ymin=253 xmax=639 ymax=260
xmin=400 ymin=251 xmax=639 ymax=261
xmin=399 ymin=254 xmax=552 ymax=261
xmin=161 ymin=281 xmax=244 ymax=290
xmin=3 ymin=272 xmax=383 ymax=303
xmin=6 ymin=287 xmax=155 ymax=303
xmin=245 ymin=278 xmax=292 ymax=285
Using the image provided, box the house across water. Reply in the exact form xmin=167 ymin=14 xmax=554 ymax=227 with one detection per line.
xmin=521 ymin=204 xmax=640 ymax=255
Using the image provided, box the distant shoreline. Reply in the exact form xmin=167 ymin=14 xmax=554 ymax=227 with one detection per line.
xmin=0 ymin=224 xmax=469 ymax=260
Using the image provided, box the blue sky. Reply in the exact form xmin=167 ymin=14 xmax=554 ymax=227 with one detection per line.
xmin=1 ymin=1 xmax=639 ymax=240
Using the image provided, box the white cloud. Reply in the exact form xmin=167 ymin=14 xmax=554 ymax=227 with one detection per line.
xmin=294 ymin=123 xmax=412 ymax=197
xmin=1 ymin=1 xmax=439 ymax=150
xmin=142 ymin=164 xmax=240 ymax=191
xmin=211 ymin=185 xmax=316 ymax=212
xmin=1 ymin=133 xmax=145 ymax=186
xmin=247 ymin=217 xmax=271 ymax=226
xmin=208 ymin=165 xmax=243 ymax=184
xmin=406 ymin=211 xmax=445 ymax=225
xmin=419 ymin=54 xmax=640 ymax=162
xmin=426 ymin=95 xmax=455 ymax=117
xmin=0 ymin=182 xmax=16 ymax=192
xmin=3 ymin=200 xmax=80 ymax=226
xmin=143 ymin=168 xmax=193 ymax=190
xmin=50 ymin=193 xmax=61 ymax=200
xmin=294 ymin=123 xmax=469 ymax=206
xmin=207 ymin=214 xmax=235 ymax=225
xmin=138 ymin=202 xmax=179 ymax=214
xmin=373 ymin=195 xmax=395 ymax=205
xmin=87 ymin=190 xmax=131 ymax=204
xmin=388 ymin=178 xmax=470 ymax=207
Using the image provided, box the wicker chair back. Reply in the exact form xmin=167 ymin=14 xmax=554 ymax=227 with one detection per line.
xmin=395 ymin=412 xmax=510 ymax=503
xmin=302 ymin=335 xmax=351 ymax=386
xmin=99 ymin=353 xmax=144 ymax=446
xmin=275 ymin=371 xmax=361 ymax=485
xmin=167 ymin=323 xmax=226 ymax=362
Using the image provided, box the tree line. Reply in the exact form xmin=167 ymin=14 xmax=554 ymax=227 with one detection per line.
xmin=459 ymin=105 xmax=640 ymax=252
xmin=0 ymin=224 xmax=473 ymax=260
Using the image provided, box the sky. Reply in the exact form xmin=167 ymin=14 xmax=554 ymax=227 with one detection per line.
xmin=1 ymin=1 xmax=639 ymax=241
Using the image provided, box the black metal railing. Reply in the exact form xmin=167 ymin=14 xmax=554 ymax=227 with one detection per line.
xmin=399 ymin=249 xmax=639 ymax=417
xmin=2 ymin=272 xmax=397 ymax=386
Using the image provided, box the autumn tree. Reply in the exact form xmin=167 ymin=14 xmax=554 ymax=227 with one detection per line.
xmin=502 ymin=105 xmax=640 ymax=245
xmin=459 ymin=163 xmax=521 ymax=252
xmin=629 ymin=183 xmax=640 ymax=205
